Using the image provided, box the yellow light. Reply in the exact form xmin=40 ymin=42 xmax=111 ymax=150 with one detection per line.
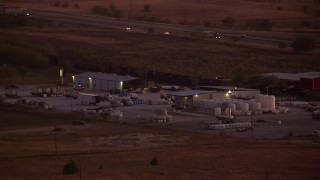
xmin=59 ymin=69 xmax=63 ymax=77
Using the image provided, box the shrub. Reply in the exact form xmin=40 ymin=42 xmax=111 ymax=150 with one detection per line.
xmin=222 ymin=17 xmax=235 ymax=27
xmin=92 ymin=6 xmax=108 ymax=16
xmin=278 ymin=42 xmax=287 ymax=49
xmin=143 ymin=4 xmax=152 ymax=12
xmin=245 ymin=19 xmax=273 ymax=31
xmin=53 ymin=2 xmax=60 ymax=7
xmin=291 ymin=37 xmax=316 ymax=53
xmin=62 ymin=2 xmax=69 ymax=8
xmin=203 ymin=20 xmax=210 ymax=27
xmin=63 ymin=159 xmax=79 ymax=174
xmin=232 ymin=36 xmax=240 ymax=42
xmin=147 ymin=27 xmax=154 ymax=33
xmin=150 ymin=156 xmax=158 ymax=166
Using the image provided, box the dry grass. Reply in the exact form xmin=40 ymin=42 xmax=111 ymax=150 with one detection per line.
xmin=0 ymin=108 xmax=319 ymax=179
xmin=5 ymin=0 xmax=320 ymax=29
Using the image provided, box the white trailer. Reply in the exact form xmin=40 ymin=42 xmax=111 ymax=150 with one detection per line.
xmin=78 ymin=93 xmax=100 ymax=105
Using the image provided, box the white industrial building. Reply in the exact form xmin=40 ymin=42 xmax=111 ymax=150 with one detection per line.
xmin=72 ymin=72 xmax=137 ymax=91
xmin=168 ymin=87 xmax=277 ymax=115
xmin=199 ymin=86 xmax=261 ymax=99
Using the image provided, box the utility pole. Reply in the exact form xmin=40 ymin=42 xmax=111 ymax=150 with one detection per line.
xmin=3 ymin=64 xmax=6 ymax=84
xmin=251 ymin=113 xmax=254 ymax=139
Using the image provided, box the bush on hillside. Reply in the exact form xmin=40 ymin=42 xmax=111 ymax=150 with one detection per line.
xmin=63 ymin=159 xmax=79 ymax=174
xmin=291 ymin=37 xmax=315 ymax=53
xmin=245 ymin=19 xmax=273 ymax=31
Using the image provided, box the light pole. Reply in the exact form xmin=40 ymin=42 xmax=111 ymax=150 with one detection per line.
xmin=3 ymin=64 xmax=6 ymax=84
xmin=251 ymin=113 xmax=254 ymax=139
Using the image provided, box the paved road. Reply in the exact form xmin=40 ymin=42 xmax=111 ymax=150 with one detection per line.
xmin=29 ymin=9 xmax=319 ymax=49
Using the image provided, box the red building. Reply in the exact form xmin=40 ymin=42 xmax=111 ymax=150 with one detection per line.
xmin=301 ymin=75 xmax=320 ymax=91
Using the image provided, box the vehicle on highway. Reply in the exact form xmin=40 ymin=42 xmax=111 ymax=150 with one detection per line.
xmin=164 ymin=31 xmax=172 ymax=35
xmin=72 ymin=120 xmax=85 ymax=125
xmin=213 ymin=32 xmax=221 ymax=39
xmin=0 ymin=6 xmax=30 ymax=16
xmin=200 ymin=31 xmax=220 ymax=39
xmin=125 ymin=27 xmax=131 ymax=31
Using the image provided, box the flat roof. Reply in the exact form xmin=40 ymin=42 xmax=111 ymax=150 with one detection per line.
xmin=168 ymin=90 xmax=214 ymax=97
xmin=74 ymin=72 xmax=137 ymax=82
xmin=199 ymin=86 xmax=258 ymax=91
xmin=264 ymin=72 xmax=320 ymax=81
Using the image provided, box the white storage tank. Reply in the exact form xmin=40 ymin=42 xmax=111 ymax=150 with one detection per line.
xmin=251 ymin=102 xmax=261 ymax=110
xmin=214 ymin=108 xmax=221 ymax=116
xmin=224 ymin=108 xmax=231 ymax=116
xmin=240 ymin=103 xmax=249 ymax=112
xmin=228 ymin=103 xmax=236 ymax=112
xmin=268 ymin=95 xmax=276 ymax=111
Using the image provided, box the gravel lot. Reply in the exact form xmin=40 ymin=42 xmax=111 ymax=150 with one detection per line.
xmin=2 ymin=85 xmax=320 ymax=139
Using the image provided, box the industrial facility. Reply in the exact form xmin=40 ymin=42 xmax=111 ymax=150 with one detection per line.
xmin=264 ymin=71 xmax=320 ymax=91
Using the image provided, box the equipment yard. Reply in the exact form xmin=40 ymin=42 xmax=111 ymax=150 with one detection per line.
xmin=0 ymin=85 xmax=320 ymax=179
xmin=2 ymin=84 xmax=319 ymax=139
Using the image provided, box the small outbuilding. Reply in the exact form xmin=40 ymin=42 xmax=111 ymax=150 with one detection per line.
xmin=4 ymin=85 xmax=19 ymax=98
xmin=72 ymin=72 xmax=137 ymax=92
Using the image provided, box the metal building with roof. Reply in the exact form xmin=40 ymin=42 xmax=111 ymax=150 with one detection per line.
xmin=168 ymin=90 xmax=216 ymax=109
xmin=301 ymin=74 xmax=320 ymax=91
xmin=72 ymin=72 xmax=137 ymax=91
xmin=264 ymin=72 xmax=320 ymax=91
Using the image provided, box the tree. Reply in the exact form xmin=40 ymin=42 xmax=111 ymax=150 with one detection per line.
xmin=147 ymin=27 xmax=154 ymax=33
xmin=63 ymin=159 xmax=79 ymax=174
xmin=143 ymin=4 xmax=152 ymax=12
xmin=222 ymin=17 xmax=235 ymax=27
xmin=291 ymin=37 xmax=315 ymax=53
xmin=278 ymin=42 xmax=287 ymax=50
xmin=150 ymin=156 xmax=158 ymax=166
xmin=245 ymin=19 xmax=273 ymax=31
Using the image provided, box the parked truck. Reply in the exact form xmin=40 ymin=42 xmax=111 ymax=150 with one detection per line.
xmin=78 ymin=93 xmax=100 ymax=105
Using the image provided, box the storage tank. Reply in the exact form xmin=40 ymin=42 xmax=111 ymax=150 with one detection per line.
xmin=251 ymin=102 xmax=261 ymax=110
xmin=228 ymin=103 xmax=236 ymax=112
xmin=268 ymin=95 xmax=276 ymax=111
xmin=240 ymin=103 xmax=249 ymax=112
xmin=214 ymin=108 xmax=221 ymax=116
xmin=224 ymin=108 xmax=231 ymax=116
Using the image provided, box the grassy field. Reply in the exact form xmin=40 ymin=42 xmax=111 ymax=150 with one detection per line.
xmin=5 ymin=0 xmax=320 ymax=29
xmin=0 ymin=107 xmax=319 ymax=179
xmin=0 ymin=27 xmax=318 ymax=85
xmin=0 ymin=0 xmax=319 ymax=84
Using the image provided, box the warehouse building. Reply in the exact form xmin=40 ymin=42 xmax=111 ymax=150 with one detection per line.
xmin=301 ymin=74 xmax=320 ymax=91
xmin=72 ymin=72 xmax=137 ymax=92
xmin=199 ymin=86 xmax=261 ymax=99
xmin=264 ymin=72 xmax=320 ymax=91
xmin=168 ymin=90 xmax=216 ymax=109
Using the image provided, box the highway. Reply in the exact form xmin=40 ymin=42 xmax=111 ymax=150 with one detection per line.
xmin=29 ymin=9 xmax=318 ymax=49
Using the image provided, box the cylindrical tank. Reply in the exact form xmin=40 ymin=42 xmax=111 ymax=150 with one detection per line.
xmin=214 ymin=108 xmax=221 ymax=116
xmin=224 ymin=108 xmax=231 ymax=116
xmin=228 ymin=103 xmax=236 ymax=112
xmin=240 ymin=103 xmax=249 ymax=112
xmin=251 ymin=102 xmax=261 ymax=110
xmin=268 ymin=95 xmax=276 ymax=111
